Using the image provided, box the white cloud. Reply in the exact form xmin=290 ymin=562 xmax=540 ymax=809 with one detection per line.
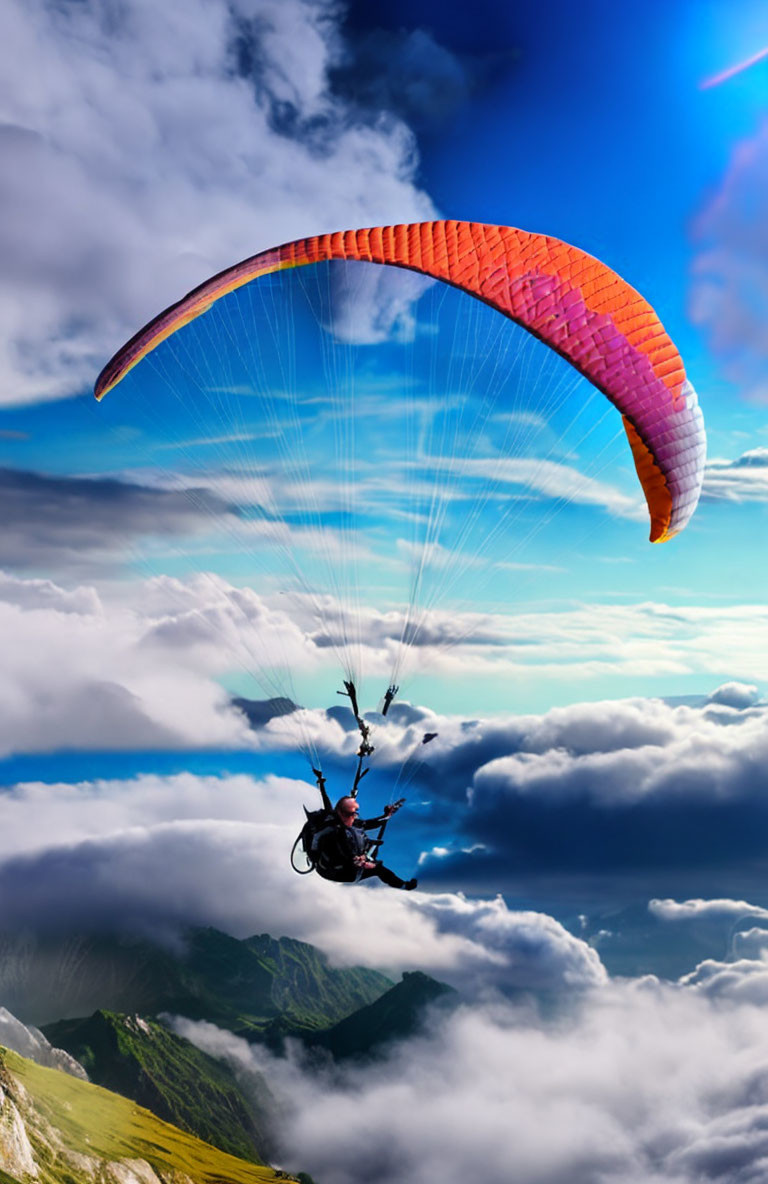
xmin=0 ymin=570 xmax=101 ymax=616
xmin=421 ymin=454 xmax=644 ymax=520
xmin=0 ymin=0 xmax=436 ymax=405
xmin=680 ymin=956 xmax=768 ymax=1005
xmin=470 ymin=695 xmax=768 ymax=808
xmin=403 ymin=698 xmax=768 ymax=891
xmin=703 ymin=450 xmax=768 ymax=501
xmin=175 ymin=970 xmax=768 ymax=1184
xmin=5 ymin=562 xmax=768 ymax=902
xmin=328 ymin=261 xmax=435 ymax=345
xmin=649 ymin=899 xmax=768 ymax=925
xmin=413 ymin=893 xmax=606 ymax=992
xmin=0 ymin=568 xmax=329 ymax=756
xmin=4 ymin=564 xmax=768 ymax=826
xmin=706 ymin=681 xmax=761 ymax=708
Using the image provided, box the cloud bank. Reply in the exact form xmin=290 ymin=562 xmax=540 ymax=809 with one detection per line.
xmin=2 ymin=562 xmax=768 ymax=897
xmin=176 ymin=961 xmax=768 ymax=1184
xmin=3 ymin=563 xmax=768 ymax=763
xmin=0 ymin=768 xmax=604 ymax=996
xmin=405 ymin=689 xmax=768 ymax=896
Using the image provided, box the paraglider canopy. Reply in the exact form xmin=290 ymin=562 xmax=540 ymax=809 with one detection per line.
xmin=96 ymin=220 xmax=706 ymax=544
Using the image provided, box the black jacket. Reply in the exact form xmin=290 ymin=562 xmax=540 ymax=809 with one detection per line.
xmin=314 ymin=812 xmax=389 ymax=877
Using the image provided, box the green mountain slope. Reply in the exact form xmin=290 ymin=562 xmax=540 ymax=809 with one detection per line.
xmin=0 ymin=1045 xmax=291 ymax=1184
xmin=3 ymin=927 xmax=391 ymax=1034
xmin=41 ymin=1010 xmax=272 ymax=1165
xmin=308 ymin=971 xmax=457 ymax=1060
xmin=182 ymin=929 xmax=393 ymax=1038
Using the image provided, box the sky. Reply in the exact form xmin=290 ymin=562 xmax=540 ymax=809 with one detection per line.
xmin=3 ymin=2 xmax=768 ymax=1181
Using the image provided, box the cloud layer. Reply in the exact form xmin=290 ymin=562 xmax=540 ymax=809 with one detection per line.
xmin=3 ymin=562 xmax=768 ymax=764
xmin=415 ymin=689 xmax=768 ymax=897
xmin=177 ymin=957 xmax=768 ymax=1184
xmin=2 ymin=562 xmax=768 ymax=899
xmin=0 ymin=764 xmax=609 ymax=987
xmin=5 ymin=734 xmax=768 ymax=1184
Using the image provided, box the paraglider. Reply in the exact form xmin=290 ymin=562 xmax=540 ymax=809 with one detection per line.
xmin=289 ymin=679 xmax=412 ymax=888
xmin=292 ymin=790 xmax=414 ymax=889
xmin=94 ymin=220 xmax=707 ymax=885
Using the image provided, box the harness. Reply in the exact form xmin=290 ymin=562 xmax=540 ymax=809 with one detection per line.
xmin=290 ymin=798 xmax=405 ymax=877
xmin=289 ymin=681 xmax=421 ymax=879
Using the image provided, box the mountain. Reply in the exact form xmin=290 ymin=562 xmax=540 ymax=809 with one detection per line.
xmin=307 ymin=970 xmax=457 ymax=1060
xmin=39 ymin=973 xmax=456 ymax=1159
xmin=0 ymin=927 xmax=392 ymax=1032
xmin=0 ymin=1008 xmax=86 ymax=1080
xmin=0 ymin=1045 xmax=293 ymax=1184
xmin=42 ymin=1010 xmax=272 ymax=1165
xmin=235 ymin=932 xmax=393 ymax=1041
xmin=232 ymin=696 xmax=298 ymax=727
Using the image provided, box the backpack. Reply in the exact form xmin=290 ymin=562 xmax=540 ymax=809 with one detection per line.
xmin=290 ymin=807 xmax=338 ymax=874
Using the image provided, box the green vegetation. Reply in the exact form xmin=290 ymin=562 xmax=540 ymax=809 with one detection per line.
xmin=308 ymin=971 xmax=457 ymax=1060
xmin=0 ymin=1046 xmax=290 ymax=1184
xmin=43 ymin=1010 xmax=272 ymax=1165
xmin=15 ymin=927 xmax=391 ymax=1036
xmin=0 ymin=936 xmax=456 ymax=1184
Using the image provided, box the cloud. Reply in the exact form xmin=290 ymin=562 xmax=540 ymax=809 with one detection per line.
xmin=412 ymin=894 xmax=606 ymax=992
xmin=0 ymin=0 xmax=436 ymax=405
xmin=8 ymin=558 xmax=768 ymax=766
xmin=327 ymin=260 xmax=436 ymax=345
xmin=4 ymin=563 xmax=768 ymax=898
xmin=470 ymin=701 xmax=764 ymax=809
xmin=0 ymin=570 xmax=101 ymax=616
xmin=732 ymin=928 xmax=768 ymax=961
xmin=689 ymin=120 xmax=768 ymax=402
xmin=703 ymin=450 xmax=768 ymax=502
xmin=680 ymin=951 xmax=768 ymax=1007
xmin=4 ymin=750 xmax=768 ymax=1184
xmin=406 ymin=692 xmax=768 ymax=896
xmin=0 ymin=466 xmax=232 ymax=576
xmin=646 ymin=898 xmax=768 ymax=971
xmin=420 ymin=454 xmax=644 ymax=520
xmin=0 ymin=569 xmax=328 ymax=756
xmin=650 ymin=898 xmax=768 ymax=925
xmin=706 ymin=681 xmax=762 ymax=708
xmin=174 ymin=968 xmax=768 ymax=1184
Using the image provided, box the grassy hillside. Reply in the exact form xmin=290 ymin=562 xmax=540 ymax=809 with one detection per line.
xmin=0 ymin=1045 xmax=292 ymax=1184
xmin=42 ymin=1010 xmax=272 ymax=1164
